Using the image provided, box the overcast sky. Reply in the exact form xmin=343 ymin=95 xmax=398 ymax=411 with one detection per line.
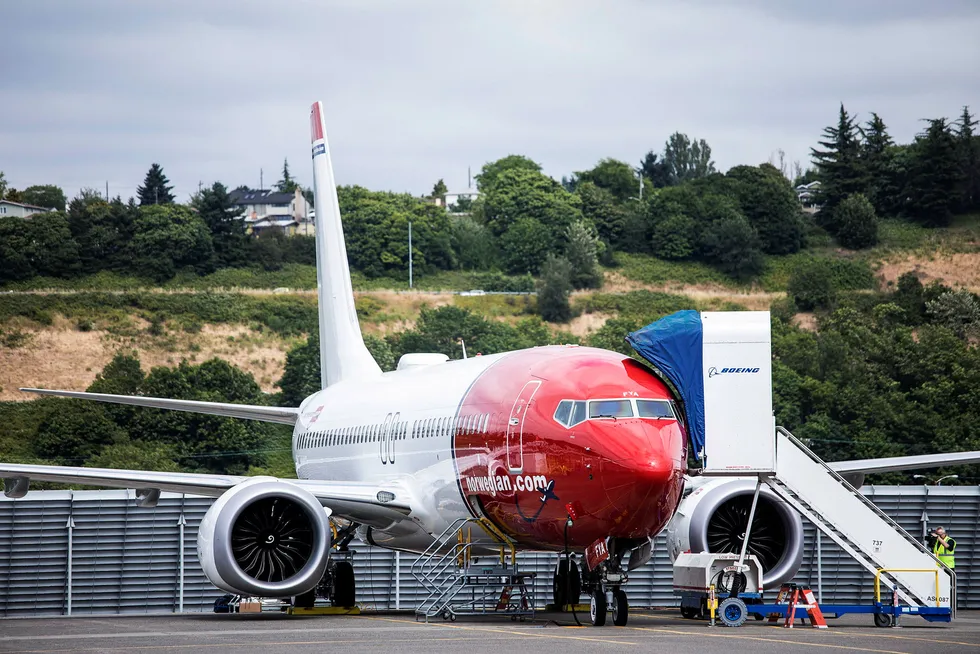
xmin=2 ymin=0 xmax=979 ymax=201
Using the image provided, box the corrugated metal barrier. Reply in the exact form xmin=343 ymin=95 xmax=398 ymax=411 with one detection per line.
xmin=1 ymin=486 xmax=977 ymax=617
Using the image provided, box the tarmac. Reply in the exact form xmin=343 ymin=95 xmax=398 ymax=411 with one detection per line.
xmin=1 ymin=609 xmax=979 ymax=653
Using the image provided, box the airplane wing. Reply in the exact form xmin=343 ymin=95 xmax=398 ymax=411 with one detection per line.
xmin=20 ymin=388 xmax=299 ymax=425
xmin=0 ymin=462 xmax=412 ymax=528
xmin=829 ymin=451 xmax=980 ymax=475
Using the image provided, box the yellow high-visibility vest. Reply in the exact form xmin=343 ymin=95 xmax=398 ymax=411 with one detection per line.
xmin=933 ymin=537 xmax=956 ymax=569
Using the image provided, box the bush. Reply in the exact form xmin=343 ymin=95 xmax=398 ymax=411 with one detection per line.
xmin=834 ymin=193 xmax=879 ymax=249
xmin=788 ymin=259 xmax=837 ymax=310
xmin=926 ymin=289 xmax=980 ymax=338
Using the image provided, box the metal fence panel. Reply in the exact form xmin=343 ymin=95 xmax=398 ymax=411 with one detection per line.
xmin=0 ymin=486 xmax=977 ymax=616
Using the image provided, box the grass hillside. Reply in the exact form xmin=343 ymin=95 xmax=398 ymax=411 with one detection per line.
xmin=1 ymin=216 xmax=978 ymax=401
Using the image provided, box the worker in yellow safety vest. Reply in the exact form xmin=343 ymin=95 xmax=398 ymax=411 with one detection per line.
xmin=929 ymin=526 xmax=956 ymax=569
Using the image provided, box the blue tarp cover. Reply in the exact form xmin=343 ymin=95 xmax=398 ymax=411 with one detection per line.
xmin=626 ymin=310 xmax=705 ymax=460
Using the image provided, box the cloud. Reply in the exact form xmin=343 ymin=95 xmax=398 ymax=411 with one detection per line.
xmin=1 ymin=0 xmax=978 ymax=199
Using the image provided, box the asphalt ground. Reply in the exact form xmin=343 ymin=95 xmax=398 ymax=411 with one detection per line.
xmin=1 ymin=609 xmax=979 ymax=653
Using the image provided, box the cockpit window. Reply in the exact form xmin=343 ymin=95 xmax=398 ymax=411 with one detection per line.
xmin=554 ymin=400 xmax=572 ymax=426
xmin=637 ymin=399 xmax=675 ymax=419
xmin=589 ymin=399 xmax=633 ymax=419
xmin=570 ymin=401 xmax=587 ymax=426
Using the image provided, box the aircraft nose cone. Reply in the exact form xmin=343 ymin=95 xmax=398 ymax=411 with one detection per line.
xmin=591 ymin=421 xmax=685 ymax=537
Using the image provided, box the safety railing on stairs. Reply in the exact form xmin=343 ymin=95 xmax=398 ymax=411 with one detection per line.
xmin=773 ymin=427 xmax=956 ymax=616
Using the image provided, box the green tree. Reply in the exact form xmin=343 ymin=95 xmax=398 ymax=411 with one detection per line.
xmin=276 ymin=158 xmax=299 ymax=194
xmin=67 ymin=191 xmax=138 ymax=274
xmin=88 ymin=441 xmax=180 ymax=472
xmin=576 ymin=181 xmax=627 ymax=247
xmin=278 ymin=335 xmax=322 ymax=407
xmin=651 ymin=213 xmax=696 ymax=259
xmin=0 ymin=171 xmax=7 ymax=199
xmin=474 ymin=155 xmax=542 ymax=192
xmin=834 ymin=193 xmax=878 ymax=249
xmin=725 ymin=164 xmax=805 ymax=255
xmin=811 ymin=104 xmax=865 ymax=226
xmin=130 ymin=204 xmax=215 ymax=281
xmin=925 ymin=289 xmax=980 ymax=338
xmin=21 ymin=185 xmax=67 ymax=211
xmin=337 ymin=186 xmax=455 ymax=279
xmin=499 ymin=217 xmax=554 ymax=274
xmin=639 ymin=151 xmax=672 ymax=188
xmin=0 ymin=217 xmax=37 ymax=281
xmin=34 ymin=400 xmax=125 ymax=464
xmin=955 ymin=106 xmax=979 ymax=212
xmin=564 ymin=220 xmax=603 ymax=289
xmin=788 ymin=259 xmax=837 ymax=310
xmin=431 ymin=179 xmax=448 ymax=199
xmin=480 ymin=168 xmax=583 ymax=235
xmin=450 ymin=215 xmax=497 ymax=270
xmin=537 ymin=254 xmax=574 ymax=322
xmin=663 ymin=132 xmax=716 ymax=185
xmin=700 ymin=212 xmax=764 ymax=280
xmin=907 ymin=118 xmax=959 ymax=227
xmin=574 ymin=159 xmax=639 ymax=202
xmin=194 ymin=182 xmax=248 ymax=268
xmin=130 ymin=358 xmax=276 ymax=474
xmin=137 ymin=163 xmax=175 ymax=205
xmin=860 ymin=113 xmax=894 ymax=216
xmin=24 ymin=211 xmax=80 ymax=277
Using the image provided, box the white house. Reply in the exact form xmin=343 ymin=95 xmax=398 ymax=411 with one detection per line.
xmin=0 ymin=200 xmax=55 ymax=219
xmin=444 ymin=188 xmax=479 ymax=213
xmin=795 ymin=181 xmax=821 ymax=214
xmin=228 ymin=187 xmax=312 ymax=235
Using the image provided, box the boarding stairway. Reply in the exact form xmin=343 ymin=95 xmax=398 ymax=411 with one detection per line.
xmin=411 ymin=517 xmax=535 ymax=622
xmin=766 ymin=427 xmax=955 ymax=615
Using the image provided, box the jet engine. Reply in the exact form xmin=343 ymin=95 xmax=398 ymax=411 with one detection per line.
xmin=198 ymin=477 xmax=331 ymax=597
xmin=665 ymin=477 xmax=804 ymax=588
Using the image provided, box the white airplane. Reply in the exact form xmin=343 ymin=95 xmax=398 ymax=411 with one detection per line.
xmin=2 ymin=102 xmax=979 ymax=626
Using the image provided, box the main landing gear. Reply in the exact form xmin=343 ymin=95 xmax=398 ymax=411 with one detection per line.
xmin=553 ymin=553 xmax=630 ymax=626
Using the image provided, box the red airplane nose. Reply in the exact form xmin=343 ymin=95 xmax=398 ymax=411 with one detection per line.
xmin=590 ymin=421 xmax=685 ymax=538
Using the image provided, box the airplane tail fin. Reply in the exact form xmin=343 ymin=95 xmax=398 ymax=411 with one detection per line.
xmin=309 ymin=101 xmax=382 ymax=387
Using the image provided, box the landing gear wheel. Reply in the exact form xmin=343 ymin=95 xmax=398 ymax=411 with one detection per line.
xmin=332 ymin=561 xmax=356 ymax=608
xmin=590 ymin=589 xmax=607 ymax=626
xmin=718 ymin=597 xmax=748 ymax=628
xmin=874 ymin=612 xmax=893 ymax=628
xmin=553 ymin=559 xmax=581 ymax=608
xmin=612 ymin=589 xmax=628 ymax=626
xmin=293 ymin=589 xmax=316 ymax=609
xmin=680 ymin=606 xmax=699 ymax=619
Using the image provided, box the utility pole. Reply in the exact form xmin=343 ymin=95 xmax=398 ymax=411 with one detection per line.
xmin=260 ymin=168 xmax=264 ymax=191
xmin=198 ymin=181 xmax=203 ymax=194
xmin=105 ymin=181 xmax=109 ymax=201
xmin=467 ymin=166 xmax=472 ymax=189
xmin=408 ymin=221 xmax=413 ymax=289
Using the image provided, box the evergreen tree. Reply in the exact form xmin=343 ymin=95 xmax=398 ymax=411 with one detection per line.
xmin=834 ymin=193 xmax=878 ymax=249
xmin=907 ymin=118 xmax=959 ymax=227
xmin=137 ymin=163 xmax=175 ymax=205
xmin=955 ymin=106 xmax=979 ymax=212
xmin=276 ymin=158 xmax=299 ymax=193
xmin=195 ymin=182 xmax=248 ymax=267
xmin=564 ymin=220 xmax=603 ymax=289
xmin=537 ymin=254 xmax=573 ymax=323
xmin=0 ymin=171 xmax=7 ymax=199
xmin=811 ymin=104 xmax=865 ymax=228
xmin=861 ymin=113 xmax=894 ymax=216
xmin=639 ymin=151 xmax=671 ymax=188
xmin=431 ymin=179 xmax=448 ymax=199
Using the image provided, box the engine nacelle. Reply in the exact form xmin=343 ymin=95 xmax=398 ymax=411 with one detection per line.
xmin=198 ymin=477 xmax=331 ymax=597
xmin=666 ymin=477 xmax=804 ymax=588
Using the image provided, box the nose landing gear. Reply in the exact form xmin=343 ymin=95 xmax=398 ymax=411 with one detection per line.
xmin=581 ymin=556 xmax=630 ymax=626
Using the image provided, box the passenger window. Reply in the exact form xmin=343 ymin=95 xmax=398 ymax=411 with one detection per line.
xmin=553 ymin=400 xmax=572 ymax=426
xmin=589 ymin=399 xmax=634 ymax=419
